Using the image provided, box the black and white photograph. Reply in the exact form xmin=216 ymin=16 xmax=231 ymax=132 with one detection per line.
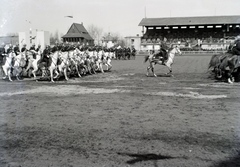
xmin=0 ymin=0 xmax=240 ymax=166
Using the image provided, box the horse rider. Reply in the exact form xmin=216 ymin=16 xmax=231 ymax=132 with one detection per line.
xmin=29 ymin=44 xmax=38 ymax=59
xmin=231 ymin=35 xmax=240 ymax=56
xmin=6 ymin=44 xmax=13 ymax=54
xmin=13 ymin=43 xmax=20 ymax=55
xmin=160 ymin=37 xmax=170 ymax=63
xmin=6 ymin=44 xmax=14 ymax=67
xmin=42 ymin=45 xmax=51 ymax=67
xmin=21 ymin=44 xmax=27 ymax=53
xmin=131 ymin=46 xmax=136 ymax=57
xmin=0 ymin=43 xmax=6 ymax=65
xmin=36 ymin=44 xmax=41 ymax=52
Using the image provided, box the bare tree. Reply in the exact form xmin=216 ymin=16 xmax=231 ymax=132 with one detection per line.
xmin=87 ymin=24 xmax=103 ymax=45
xmin=50 ymin=30 xmax=60 ymax=45
xmin=103 ymin=32 xmax=125 ymax=47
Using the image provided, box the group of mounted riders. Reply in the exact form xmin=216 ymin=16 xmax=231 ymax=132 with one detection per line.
xmin=115 ymin=47 xmax=136 ymax=60
xmin=209 ymin=35 xmax=240 ymax=83
xmin=0 ymin=42 xmax=123 ymax=82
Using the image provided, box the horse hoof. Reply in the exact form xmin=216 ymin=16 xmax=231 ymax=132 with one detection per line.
xmin=228 ymin=78 xmax=233 ymax=84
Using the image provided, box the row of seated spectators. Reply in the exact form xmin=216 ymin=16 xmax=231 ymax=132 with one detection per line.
xmin=180 ymin=47 xmax=227 ymax=51
xmin=142 ymin=30 xmax=238 ymax=45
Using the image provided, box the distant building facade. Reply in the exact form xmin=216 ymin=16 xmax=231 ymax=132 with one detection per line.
xmin=18 ymin=31 xmax=50 ymax=49
xmin=0 ymin=35 xmax=18 ymax=45
xmin=62 ymin=23 xmax=94 ymax=45
xmin=125 ymin=34 xmax=141 ymax=50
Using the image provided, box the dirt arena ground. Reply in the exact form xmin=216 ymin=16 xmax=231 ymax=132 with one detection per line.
xmin=0 ymin=54 xmax=240 ymax=167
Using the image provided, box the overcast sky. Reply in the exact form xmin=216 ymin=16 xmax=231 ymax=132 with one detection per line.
xmin=1 ymin=0 xmax=240 ymax=37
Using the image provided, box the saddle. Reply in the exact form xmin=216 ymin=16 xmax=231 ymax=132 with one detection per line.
xmin=152 ymin=51 xmax=167 ymax=63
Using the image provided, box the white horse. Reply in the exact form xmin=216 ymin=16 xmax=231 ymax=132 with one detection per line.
xmin=48 ymin=51 xmax=61 ymax=82
xmin=102 ymin=50 xmax=113 ymax=71
xmin=75 ymin=48 xmax=88 ymax=76
xmin=145 ymin=46 xmax=182 ymax=77
xmin=96 ymin=50 xmax=112 ymax=73
xmin=2 ymin=52 xmax=16 ymax=81
xmin=68 ymin=49 xmax=82 ymax=77
xmin=58 ymin=51 xmax=70 ymax=80
xmin=12 ymin=52 xmax=27 ymax=80
xmin=30 ymin=49 xmax=42 ymax=79
xmin=88 ymin=50 xmax=98 ymax=74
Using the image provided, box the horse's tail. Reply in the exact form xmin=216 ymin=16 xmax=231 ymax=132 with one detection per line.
xmin=144 ymin=55 xmax=149 ymax=63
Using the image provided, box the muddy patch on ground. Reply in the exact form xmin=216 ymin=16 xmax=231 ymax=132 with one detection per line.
xmin=145 ymin=91 xmax=227 ymax=99
xmin=0 ymin=85 xmax=130 ymax=96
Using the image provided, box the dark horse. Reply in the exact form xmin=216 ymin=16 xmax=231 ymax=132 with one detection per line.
xmin=208 ymin=52 xmax=240 ymax=83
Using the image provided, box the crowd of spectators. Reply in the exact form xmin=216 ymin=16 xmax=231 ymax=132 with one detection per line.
xmin=140 ymin=29 xmax=238 ymax=51
xmin=141 ymin=29 xmax=238 ymax=45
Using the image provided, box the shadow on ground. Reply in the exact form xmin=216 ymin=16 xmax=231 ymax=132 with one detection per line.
xmin=212 ymin=152 xmax=240 ymax=167
xmin=117 ymin=152 xmax=187 ymax=165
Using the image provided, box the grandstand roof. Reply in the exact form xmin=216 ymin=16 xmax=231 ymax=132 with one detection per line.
xmin=139 ymin=15 xmax=240 ymax=26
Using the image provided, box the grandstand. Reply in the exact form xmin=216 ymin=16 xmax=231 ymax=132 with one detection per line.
xmin=138 ymin=15 xmax=240 ymax=51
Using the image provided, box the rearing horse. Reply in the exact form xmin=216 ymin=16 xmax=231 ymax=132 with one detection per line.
xmin=144 ymin=46 xmax=182 ymax=77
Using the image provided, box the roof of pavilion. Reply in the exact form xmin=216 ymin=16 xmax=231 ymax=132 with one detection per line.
xmin=62 ymin=23 xmax=93 ymax=40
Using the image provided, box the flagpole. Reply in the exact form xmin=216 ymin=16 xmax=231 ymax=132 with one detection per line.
xmin=64 ymin=16 xmax=73 ymax=39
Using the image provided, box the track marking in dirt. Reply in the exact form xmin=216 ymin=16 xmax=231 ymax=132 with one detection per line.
xmin=0 ymin=85 xmax=130 ymax=96
xmin=122 ymin=73 xmax=135 ymax=76
xmin=146 ymin=91 xmax=227 ymax=99
xmin=159 ymin=82 xmax=167 ymax=85
xmin=182 ymin=87 xmax=200 ymax=90
xmin=198 ymin=83 xmax=240 ymax=88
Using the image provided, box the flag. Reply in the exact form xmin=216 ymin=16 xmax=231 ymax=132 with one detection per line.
xmin=65 ymin=16 xmax=73 ymax=18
